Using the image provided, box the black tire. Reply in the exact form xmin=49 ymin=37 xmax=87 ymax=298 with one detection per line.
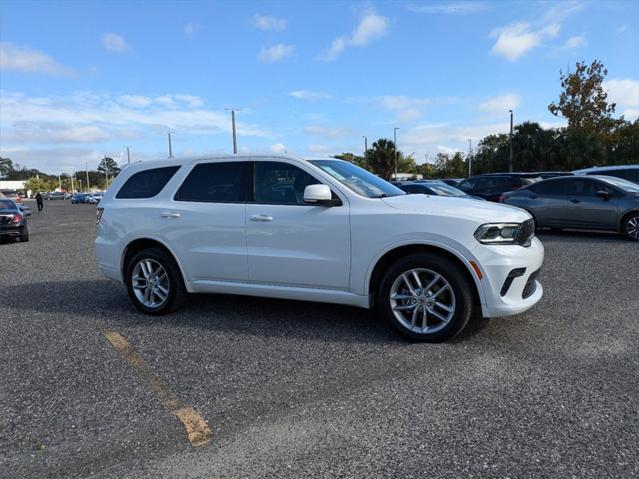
xmin=376 ymin=253 xmax=478 ymax=342
xmin=621 ymin=212 xmax=639 ymax=241
xmin=125 ymin=247 xmax=186 ymax=315
xmin=20 ymin=225 xmax=29 ymax=242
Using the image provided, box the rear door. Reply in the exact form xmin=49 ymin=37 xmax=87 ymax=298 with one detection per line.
xmin=245 ymin=160 xmax=351 ymax=290
xmin=523 ymin=179 xmax=570 ymax=226
xmin=159 ymin=160 xmax=250 ymax=282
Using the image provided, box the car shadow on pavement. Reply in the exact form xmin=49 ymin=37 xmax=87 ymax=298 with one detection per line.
xmin=1 ymin=279 xmax=403 ymax=344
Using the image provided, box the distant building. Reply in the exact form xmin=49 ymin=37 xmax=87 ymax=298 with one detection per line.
xmin=0 ymin=180 xmax=27 ymax=191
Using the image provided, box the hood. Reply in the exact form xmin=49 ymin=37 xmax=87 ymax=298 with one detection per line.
xmin=381 ymin=194 xmax=531 ymax=224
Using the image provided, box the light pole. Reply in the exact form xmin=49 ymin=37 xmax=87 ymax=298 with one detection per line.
xmin=58 ymin=174 xmax=62 ymax=190
xmin=393 ymin=127 xmax=400 ymax=180
xmin=126 ymin=146 xmax=131 ymax=165
xmin=103 ymin=155 xmax=109 ymax=187
xmin=467 ymin=139 xmax=473 ymax=177
xmin=509 ymin=109 xmax=514 ymax=173
xmin=85 ymin=160 xmax=90 ymax=191
xmin=167 ymin=132 xmax=173 ymax=158
xmin=225 ymin=108 xmax=239 ymax=154
xmin=362 ymin=136 xmax=368 ymax=158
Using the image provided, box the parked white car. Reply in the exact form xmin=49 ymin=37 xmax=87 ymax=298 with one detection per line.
xmin=96 ymin=155 xmax=544 ymax=341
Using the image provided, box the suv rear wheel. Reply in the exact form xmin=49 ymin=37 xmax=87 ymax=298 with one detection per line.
xmin=125 ymin=247 xmax=186 ymax=314
xmin=377 ymin=253 xmax=477 ymax=342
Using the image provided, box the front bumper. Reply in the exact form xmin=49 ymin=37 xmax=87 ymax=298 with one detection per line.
xmin=473 ymin=236 xmax=545 ymax=318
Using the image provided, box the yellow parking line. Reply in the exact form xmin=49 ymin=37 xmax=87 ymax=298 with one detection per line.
xmin=102 ymin=330 xmax=212 ymax=447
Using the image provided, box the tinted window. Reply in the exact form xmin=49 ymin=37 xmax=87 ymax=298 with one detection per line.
xmin=116 ymin=166 xmax=180 ymax=199
xmin=254 ymin=162 xmax=321 ymax=205
xmin=457 ymin=179 xmax=477 ymax=192
xmin=566 ymin=178 xmax=611 ymax=196
xmin=528 ymin=179 xmax=568 ymax=195
xmin=0 ymin=200 xmax=16 ymax=209
xmin=175 ymin=162 xmax=247 ymax=203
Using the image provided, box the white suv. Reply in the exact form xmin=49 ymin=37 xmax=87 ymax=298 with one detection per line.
xmin=96 ymin=155 xmax=544 ymax=341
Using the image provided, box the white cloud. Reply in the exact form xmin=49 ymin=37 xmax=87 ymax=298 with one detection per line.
xmin=118 ymin=95 xmax=153 ymax=108
xmin=290 ymin=90 xmax=332 ymax=101
xmin=407 ymin=2 xmax=489 ymax=15
xmin=101 ymin=33 xmax=129 ymax=52
xmin=604 ymin=78 xmax=639 ymax=119
xmin=478 ymin=93 xmax=521 ymax=114
xmin=490 ymin=22 xmax=560 ymax=61
xmin=271 ymin=143 xmax=287 ymax=154
xmin=320 ymin=9 xmax=389 ymax=61
xmin=303 ymin=126 xmax=351 ymax=139
xmin=377 ymin=95 xmax=431 ymax=122
xmin=542 ymin=1 xmax=586 ymax=23
xmin=559 ymin=35 xmax=588 ymax=52
xmin=184 ymin=23 xmax=200 ymax=38
xmin=258 ymin=43 xmax=295 ymax=63
xmin=251 ymin=14 xmax=287 ymax=31
xmin=308 ymin=144 xmax=329 ymax=153
xmin=0 ymin=42 xmax=74 ymax=76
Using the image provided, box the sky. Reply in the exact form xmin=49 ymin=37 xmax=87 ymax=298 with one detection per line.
xmin=1 ymin=0 xmax=638 ymax=174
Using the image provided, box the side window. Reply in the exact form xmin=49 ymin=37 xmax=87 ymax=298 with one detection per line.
xmin=175 ymin=162 xmax=248 ymax=203
xmin=567 ymin=178 xmax=600 ymax=196
xmin=116 ymin=166 xmax=180 ymax=199
xmin=457 ymin=179 xmax=475 ymax=192
xmin=254 ymin=162 xmax=321 ymax=205
xmin=529 ymin=180 xmax=566 ymax=195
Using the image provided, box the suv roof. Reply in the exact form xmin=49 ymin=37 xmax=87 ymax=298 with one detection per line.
xmin=468 ymin=172 xmax=541 ymax=178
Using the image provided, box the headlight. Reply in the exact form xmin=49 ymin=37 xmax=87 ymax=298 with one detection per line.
xmin=474 ymin=223 xmax=522 ymax=245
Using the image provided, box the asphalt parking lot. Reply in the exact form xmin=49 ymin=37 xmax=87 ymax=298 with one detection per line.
xmin=1 ymin=201 xmax=637 ymax=478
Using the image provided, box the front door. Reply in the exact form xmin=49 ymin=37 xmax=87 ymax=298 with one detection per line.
xmin=565 ymin=178 xmax=620 ymax=229
xmin=246 ymin=160 xmax=351 ymax=290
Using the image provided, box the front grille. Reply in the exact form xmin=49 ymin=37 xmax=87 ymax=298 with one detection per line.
xmin=516 ymin=219 xmax=535 ymax=246
xmin=522 ymin=268 xmax=541 ymax=299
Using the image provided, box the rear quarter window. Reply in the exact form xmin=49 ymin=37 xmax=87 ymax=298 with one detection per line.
xmin=116 ymin=166 xmax=181 ymax=199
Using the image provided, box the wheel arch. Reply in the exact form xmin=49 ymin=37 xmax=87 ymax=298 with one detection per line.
xmin=366 ymin=242 xmax=485 ymax=309
xmin=121 ymin=237 xmax=188 ymax=289
xmin=620 ymin=209 xmax=639 ymax=235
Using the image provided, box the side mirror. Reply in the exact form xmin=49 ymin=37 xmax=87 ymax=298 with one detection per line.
xmin=303 ymin=184 xmax=339 ymax=206
xmin=595 ymin=190 xmax=611 ymax=200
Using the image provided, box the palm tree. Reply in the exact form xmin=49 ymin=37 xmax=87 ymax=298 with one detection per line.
xmin=367 ymin=139 xmax=396 ymax=180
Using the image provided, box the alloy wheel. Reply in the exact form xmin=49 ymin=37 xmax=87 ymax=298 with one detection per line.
xmin=131 ymin=258 xmax=170 ymax=309
xmin=627 ymin=216 xmax=639 ymax=240
xmin=389 ymin=268 xmax=456 ymax=334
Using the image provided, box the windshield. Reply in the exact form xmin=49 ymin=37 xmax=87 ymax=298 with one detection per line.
xmin=0 ymin=199 xmax=16 ymax=209
xmin=424 ymin=182 xmax=467 ymax=197
xmin=310 ymin=160 xmax=405 ymax=198
xmin=601 ymin=176 xmax=639 ymax=193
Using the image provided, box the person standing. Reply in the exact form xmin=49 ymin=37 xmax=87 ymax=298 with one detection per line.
xmin=35 ymin=192 xmax=44 ymax=212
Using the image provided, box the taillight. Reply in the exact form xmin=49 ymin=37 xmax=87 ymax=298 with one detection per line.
xmin=96 ymin=207 xmax=104 ymax=224
xmin=11 ymin=213 xmax=23 ymax=223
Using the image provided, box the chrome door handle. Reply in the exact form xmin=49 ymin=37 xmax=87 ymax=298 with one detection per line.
xmin=250 ymin=214 xmax=273 ymax=222
xmin=160 ymin=211 xmax=181 ymax=218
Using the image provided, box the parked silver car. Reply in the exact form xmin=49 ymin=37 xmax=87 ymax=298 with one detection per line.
xmin=501 ymin=175 xmax=639 ymax=241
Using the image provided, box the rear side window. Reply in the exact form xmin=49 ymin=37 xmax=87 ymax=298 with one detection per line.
xmin=116 ymin=166 xmax=180 ymax=199
xmin=528 ymin=180 xmax=567 ymax=195
xmin=175 ymin=162 xmax=248 ymax=203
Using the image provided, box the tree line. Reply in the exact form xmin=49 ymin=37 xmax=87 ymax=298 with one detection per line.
xmin=0 ymin=157 xmax=121 ymax=192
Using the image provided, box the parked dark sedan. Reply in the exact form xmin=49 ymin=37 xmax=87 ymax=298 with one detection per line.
xmin=501 ymin=175 xmax=639 ymax=241
xmin=456 ymin=173 xmax=541 ymax=201
xmin=393 ymin=180 xmax=481 ymax=199
xmin=0 ymin=199 xmax=29 ymax=242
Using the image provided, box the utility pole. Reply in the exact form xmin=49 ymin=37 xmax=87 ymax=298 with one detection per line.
xmin=70 ymin=173 xmax=75 ymax=193
xmin=167 ymin=132 xmax=173 ymax=158
xmin=225 ymin=108 xmax=239 ymax=154
xmin=58 ymin=174 xmax=62 ymax=190
xmin=127 ymin=146 xmax=131 ymax=165
xmin=362 ymin=136 xmax=368 ymax=158
xmin=467 ymin=139 xmax=473 ymax=177
xmin=104 ymin=155 xmax=109 ymax=187
xmin=509 ymin=109 xmax=514 ymax=173
xmin=393 ymin=127 xmax=400 ymax=180
xmin=85 ymin=160 xmax=90 ymax=190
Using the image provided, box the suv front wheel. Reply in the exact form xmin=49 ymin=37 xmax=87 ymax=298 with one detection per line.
xmin=125 ymin=247 xmax=186 ymax=314
xmin=377 ymin=253 xmax=477 ymax=342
